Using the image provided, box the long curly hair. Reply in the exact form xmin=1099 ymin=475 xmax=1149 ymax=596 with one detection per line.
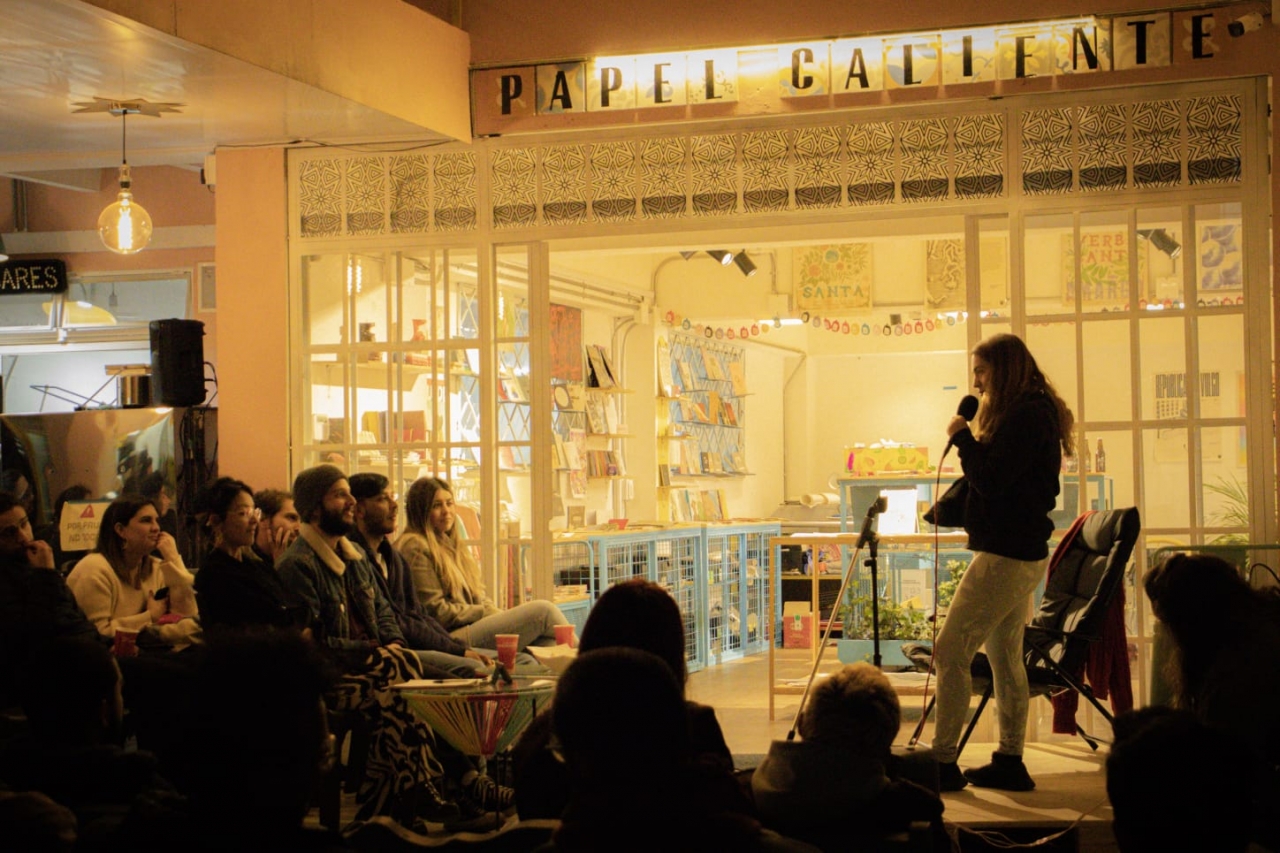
xmin=972 ymin=333 xmax=1075 ymax=456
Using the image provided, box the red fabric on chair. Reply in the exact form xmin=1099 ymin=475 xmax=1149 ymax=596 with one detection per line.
xmin=1046 ymin=511 xmax=1134 ymax=733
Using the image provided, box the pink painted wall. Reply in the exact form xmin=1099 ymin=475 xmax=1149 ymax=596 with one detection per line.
xmin=212 ymin=147 xmax=290 ymax=493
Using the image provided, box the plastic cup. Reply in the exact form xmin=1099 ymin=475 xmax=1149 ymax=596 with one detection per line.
xmin=113 ymin=629 xmax=139 ymax=658
xmin=495 ymin=634 xmax=519 ymax=671
xmin=554 ymin=624 xmax=576 ymax=647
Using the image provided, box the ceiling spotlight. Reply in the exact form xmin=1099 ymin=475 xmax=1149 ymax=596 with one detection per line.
xmin=1138 ymin=228 xmax=1182 ymax=259
xmin=733 ymin=251 xmax=757 ymax=277
xmin=706 ymin=250 xmax=735 ymax=266
xmin=679 ymin=251 xmax=698 ymax=260
xmin=1227 ymin=11 xmax=1264 ymax=36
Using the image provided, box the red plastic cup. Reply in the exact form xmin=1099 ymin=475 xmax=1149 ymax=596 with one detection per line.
xmin=113 ymin=629 xmax=139 ymax=658
xmin=495 ymin=634 xmax=519 ymax=671
xmin=554 ymin=624 xmax=576 ymax=647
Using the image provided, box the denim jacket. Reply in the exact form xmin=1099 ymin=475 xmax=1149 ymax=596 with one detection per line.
xmin=277 ymin=525 xmax=404 ymax=656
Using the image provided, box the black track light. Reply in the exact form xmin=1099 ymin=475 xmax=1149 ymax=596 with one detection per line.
xmin=1138 ymin=228 xmax=1182 ymax=259
xmin=706 ymin=250 xmax=734 ymax=266
xmin=733 ymin=251 xmax=757 ymax=277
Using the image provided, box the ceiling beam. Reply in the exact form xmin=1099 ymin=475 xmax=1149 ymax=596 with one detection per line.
xmin=0 ymin=169 xmax=103 ymax=193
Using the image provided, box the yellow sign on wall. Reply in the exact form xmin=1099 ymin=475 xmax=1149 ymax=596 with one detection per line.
xmin=794 ymin=244 xmax=873 ymax=312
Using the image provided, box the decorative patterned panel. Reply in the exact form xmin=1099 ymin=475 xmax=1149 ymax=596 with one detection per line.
xmin=590 ymin=141 xmax=639 ymax=221
xmin=433 ymin=152 xmax=477 ymax=231
xmin=899 ymin=118 xmax=951 ymax=202
xmin=639 ymin=138 xmax=687 ymax=219
xmin=1131 ymin=99 xmax=1182 ymax=187
xmin=299 ymin=159 xmax=342 ymax=237
xmin=344 ymin=157 xmax=387 ymax=235
xmin=793 ymin=125 xmax=843 ymax=209
xmin=845 ymin=121 xmax=896 ymax=206
xmin=491 ymin=148 xmax=538 ymax=228
xmin=1021 ymin=107 xmax=1075 ymax=195
xmin=540 ymin=144 xmax=589 ymax=225
xmin=390 ymin=155 xmax=431 ymax=233
xmin=741 ymin=130 xmax=791 ymax=212
xmin=1077 ymin=104 xmax=1128 ymax=192
xmin=1186 ymin=95 xmax=1242 ymax=185
xmin=690 ymin=134 xmax=737 ymax=215
xmin=953 ymin=113 xmax=1004 ymax=198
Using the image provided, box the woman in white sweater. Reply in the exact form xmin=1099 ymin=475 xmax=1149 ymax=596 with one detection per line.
xmin=66 ymin=494 xmax=199 ymax=650
xmin=395 ymin=477 xmax=566 ymax=652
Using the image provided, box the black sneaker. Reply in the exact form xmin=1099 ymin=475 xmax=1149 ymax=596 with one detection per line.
xmin=463 ymin=774 xmax=515 ymax=813
xmin=443 ymin=796 xmax=502 ymax=833
xmin=937 ymin=760 xmax=968 ymax=792
xmin=963 ymin=752 xmax=1036 ymax=791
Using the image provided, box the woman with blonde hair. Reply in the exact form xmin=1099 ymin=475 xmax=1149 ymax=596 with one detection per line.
xmin=395 ymin=477 xmax=567 ymax=651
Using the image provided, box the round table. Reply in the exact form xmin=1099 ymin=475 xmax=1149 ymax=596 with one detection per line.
xmin=394 ymin=676 xmax=556 ymax=760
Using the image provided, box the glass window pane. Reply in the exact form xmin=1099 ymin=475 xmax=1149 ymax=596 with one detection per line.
xmin=1138 ymin=317 xmax=1187 ymax=421
xmin=1193 ymin=202 xmax=1244 ymax=307
xmin=1143 ymin=426 xmax=1190 ymax=529
xmin=1025 ymin=213 xmax=1073 ymax=316
xmin=1200 ymin=427 xmax=1247 ymax=537
xmin=1025 ymin=323 xmax=1078 ymax=418
xmin=0 ymin=293 xmax=54 ymax=329
xmin=303 ymin=255 xmax=347 ymax=346
xmin=350 ymin=254 xmax=390 ymax=347
xmin=1 ymin=347 xmax=151 ymax=413
xmin=1082 ymin=320 xmax=1132 ymax=422
xmin=1078 ymin=210 xmax=1131 ymax=315
xmin=1137 ymin=207 xmax=1183 ymax=308
xmin=1198 ymin=314 xmax=1244 ymax=421
xmin=978 ymin=217 xmax=1009 ymax=315
xmin=65 ymin=278 xmax=189 ymax=328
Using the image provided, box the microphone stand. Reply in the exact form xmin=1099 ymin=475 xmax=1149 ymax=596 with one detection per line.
xmin=862 ymin=522 xmax=883 ymax=669
xmin=785 ymin=497 xmax=884 ymax=742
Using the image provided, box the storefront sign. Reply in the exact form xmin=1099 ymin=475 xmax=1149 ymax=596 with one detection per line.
xmin=0 ymin=259 xmax=67 ymax=295
xmin=473 ymin=5 xmax=1242 ymax=135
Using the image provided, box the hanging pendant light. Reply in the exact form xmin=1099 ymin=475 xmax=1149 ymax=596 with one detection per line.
xmin=98 ymin=108 xmax=152 ymax=254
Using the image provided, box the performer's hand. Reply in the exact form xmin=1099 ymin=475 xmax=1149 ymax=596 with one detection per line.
xmin=946 ymin=415 xmax=969 ymax=437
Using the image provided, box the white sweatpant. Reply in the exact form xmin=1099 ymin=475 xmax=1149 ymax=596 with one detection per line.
xmin=931 ymin=551 xmax=1046 ymax=764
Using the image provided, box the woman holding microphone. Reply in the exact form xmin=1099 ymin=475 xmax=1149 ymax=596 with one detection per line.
xmin=932 ymin=334 xmax=1074 ymax=792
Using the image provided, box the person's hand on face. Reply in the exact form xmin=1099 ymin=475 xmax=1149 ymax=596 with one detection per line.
xmin=269 ymin=523 xmax=299 ymax=560
xmin=155 ymin=531 xmax=182 ymax=563
xmin=25 ymin=540 xmax=55 ymax=570
xmin=0 ymin=506 xmax=47 ymax=567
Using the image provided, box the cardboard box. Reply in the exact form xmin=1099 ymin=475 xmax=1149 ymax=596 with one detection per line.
xmin=782 ymin=602 xmax=813 ymax=649
xmin=843 ymin=446 xmax=931 ymax=476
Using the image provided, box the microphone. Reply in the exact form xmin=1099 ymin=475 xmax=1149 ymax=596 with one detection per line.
xmin=857 ymin=495 xmax=888 ymax=548
xmin=943 ymin=394 xmax=980 ymax=457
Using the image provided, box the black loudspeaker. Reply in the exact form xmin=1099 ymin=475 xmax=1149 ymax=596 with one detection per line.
xmin=149 ymin=319 xmax=206 ymax=406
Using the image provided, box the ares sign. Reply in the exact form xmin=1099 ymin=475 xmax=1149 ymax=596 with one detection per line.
xmin=0 ymin=259 xmax=67 ymax=295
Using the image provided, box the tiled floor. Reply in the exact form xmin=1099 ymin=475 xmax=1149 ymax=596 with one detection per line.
xmin=689 ymin=648 xmax=1119 ymax=852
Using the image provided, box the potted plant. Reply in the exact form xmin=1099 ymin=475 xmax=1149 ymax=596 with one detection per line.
xmin=836 ymin=587 xmax=932 ymax=669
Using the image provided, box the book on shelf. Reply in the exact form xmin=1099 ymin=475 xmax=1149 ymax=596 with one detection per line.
xmin=585 ymin=393 xmax=608 ymax=434
xmin=657 ymin=336 xmax=676 ymax=397
xmin=728 ymin=360 xmax=748 ymax=396
xmin=567 ymin=383 xmax=588 ymax=412
xmin=676 ymin=359 xmax=695 ymax=395
xmin=603 ymin=395 xmax=620 ymax=434
xmin=704 ymin=350 xmax=726 ymax=381
xmin=586 ymin=344 xmax=617 ymax=389
xmin=658 ymin=465 xmax=672 ymax=487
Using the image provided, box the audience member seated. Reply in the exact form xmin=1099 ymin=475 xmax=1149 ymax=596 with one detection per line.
xmin=1106 ymin=707 xmax=1254 ymax=853
xmin=349 ymin=473 xmax=499 ymax=678
xmin=277 ymin=464 xmax=511 ymax=831
xmin=751 ymin=663 xmax=946 ymax=852
xmin=0 ymin=790 xmax=77 ymax=853
xmin=513 ymin=578 xmax=733 ymax=821
xmin=395 ymin=476 xmax=568 ymax=652
xmin=133 ymin=472 xmax=178 ymax=539
xmin=32 ymin=484 xmax=91 ymax=575
xmin=117 ymin=631 xmax=351 ymax=852
xmin=253 ymin=488 xmax=301 ymax=565
xmin=193 ymin=477 xmax=306 ymax=632
xmin=0 ymin=492 xmax=101 ymax=711
xmin=0 ymin=637 xmax=173 ymax=852
xmin=65 ymin=495 xmax=200 ymax=652
xmin=540 ymin=647 xmax=818 ymax=853
xmin=1143 ymin=553 xmax=1280 ymax=851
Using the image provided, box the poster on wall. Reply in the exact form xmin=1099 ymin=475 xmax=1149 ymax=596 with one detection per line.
xmin=926 ymin=236 xmax=1009 ymax=310
xmin=549 ymin=303 xmax=584 ymax=382
xmin=793 ymin=243 xmax=873 ymax=312
xmin=1063 ymin=230 xmax=1147 ymax=306
xmin=1196 ymin=222 xmax=1243 ymax=295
